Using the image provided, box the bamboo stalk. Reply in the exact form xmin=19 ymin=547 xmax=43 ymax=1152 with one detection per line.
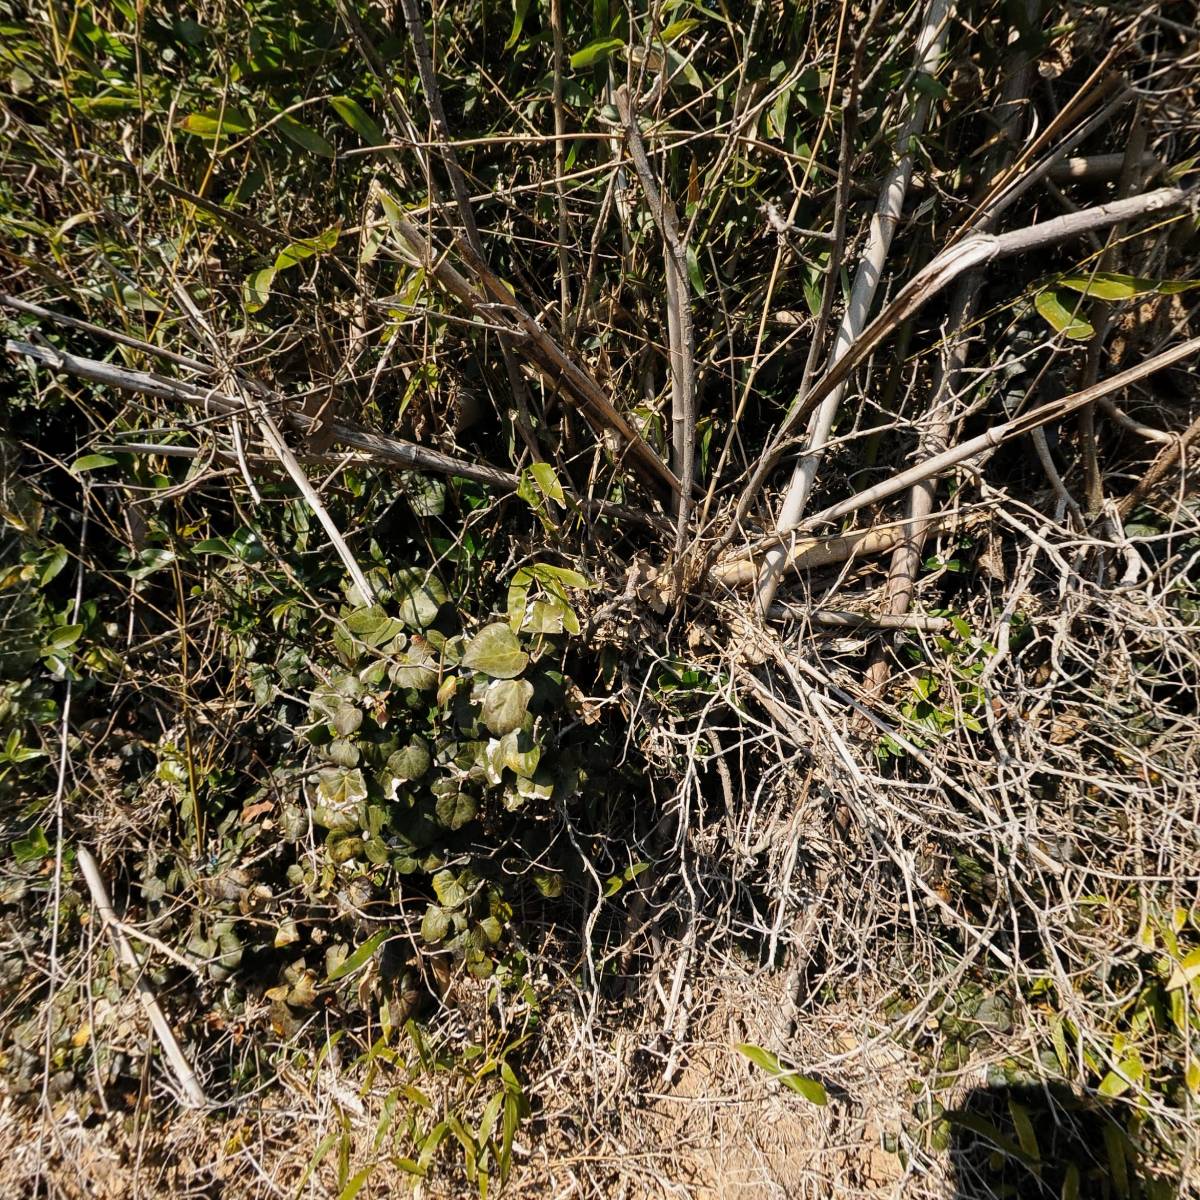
xmin=614 ymin=84 xmax=697 ymax=556
xmin=731 ymin=184 xmax=1191 ymax=536
xmin=754 ymin=0 xmax=953 ymax=613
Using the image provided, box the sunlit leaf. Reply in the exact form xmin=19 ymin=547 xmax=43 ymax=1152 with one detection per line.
xmin=735 ymin=1043 xmax=827 ymax=1105
xmin=569 ymin=37 xmax=624 ymax=68
xmin=330 ymin=95 xmax=385 ymax=146
xmin=463 ymin=623 xmax=528 ymax=679
xmin=1034 ymin=289 xmax=1094 ymax=340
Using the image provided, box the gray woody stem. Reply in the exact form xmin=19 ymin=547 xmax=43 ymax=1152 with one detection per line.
xmin=755 ymin=0 xmax=952 ymax=613
xmin=735 ymin=184 xmax=1192 ymax=533
xmin=77 ymin=846 xmax=207 ymax=1108
xmin=615 ymin=85 xmax=697 ymax=556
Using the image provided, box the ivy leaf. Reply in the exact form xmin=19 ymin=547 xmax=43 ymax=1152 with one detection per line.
xmin=735 ymin=1044 xmax=827 ymax=1105
xmin=316 ymin=765 xmax=367 ymax=808
xmin=387 ymin=737 xmax=431 ymax=782
xmin=480 ymin=678 xmax=533 ymax=735
xmin=421 ymin=905 xmax=451 ymax=943
xmin=463 ymin=623 xmax=528 ymax=679
xmin=432 ymin=869 xmax=467 ymax=908
xmin=434 ymin=791 xmax=477 ymax=831
xmin=395 ymin=568 xmax=448 ymax=628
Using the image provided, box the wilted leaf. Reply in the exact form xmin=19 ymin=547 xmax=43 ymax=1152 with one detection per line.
xmin=463 ymin=623 xmax=528 ymax=679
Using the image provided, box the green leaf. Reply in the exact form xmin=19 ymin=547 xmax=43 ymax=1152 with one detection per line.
xmin=387 ymin=737 xmax=431 ymax=782
xmin=735 ymin=1044 xmax=827 ymax=1105
xmin=463 ymin=623 xmax=529 ymax=679
xmin=243 ymin=267 xmax=276 ymax=312
xmin=274 ymin=226 xmax=339 ymax=271
xmin=1056 ymin=270 xmax=1200 ymax=301
xmin=336 ymin=1165 xmax=374 ymax=1200
xmin=326 ymin=928 xmax=393 ymax=982
xmin=480 ymin=678 xmax=534 ymax=735
xmin=529 ymin=461 xmax=564 ymax=504
xmin=434 ymin=791 xmax=477 ymax=831
xmin=178 ymin=109 xmax=252 ymax=138
xmin=660 ymin=18 xmax=700 ymax=43
xmin=505 ymin=0 xmax=533 ymax=50
xmin=275 ymin=112 xmax=335 ymax=159
xmin=70 ymin=453 xmax=117 ymax=473
xmin=1164 ymin=946 xmax=1200 ymax=990
xmin=569 ymin=37 xmax=624 ymax=68
xmin=1007 ymin=1099 xmax=1040 ymax=1162
xmin=685 ymin=244 xmax=707 ymax=297
xmin=12 ymin=826 xmax=50 ymax=864
xmin=45 ymin=623 xmax=83 ymax=652
xmin=913 ymin=72 xmax=950 ymax=100
xmin=432 ymin=869 xmax=468 ymax=909
xmin=1098 ymin=1054 xmax=1143 ymax=1098
xmin=1034 ymin=289 xmax=1094 ymax=340
xmin=317 ymin=765 xmax=368 ymax=809
xmin=395 ymin=568 xmax=448 ymax=628
xmin=192 ymin=537 xmax=237 ymax=558
xmin=330 ymin=96 xmax=384 ymax=146
xmin=421 ymin=905 xmax=451 ymax=943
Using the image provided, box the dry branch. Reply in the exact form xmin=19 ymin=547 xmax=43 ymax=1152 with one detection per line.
xmin=734 ymin=184 xmax=1192 ymax=530
xmin=797 ymin=335 xmax=1200 ymax=534
xmin=754 ymin=0 xmax=953 ymax=613
xmin=4 ymin=338 xmax=669 ymax=531
xmin=77 ymin=846 xmax=207 ymax=1109
xmin=614 ymin=84 xmax=698 ymax=554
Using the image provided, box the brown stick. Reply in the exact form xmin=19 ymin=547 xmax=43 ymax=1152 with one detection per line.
xmin=1115 ymin=410 xmax=1200 ymax=520
xmin=77 ymin=846 xmax=207 ymax=1108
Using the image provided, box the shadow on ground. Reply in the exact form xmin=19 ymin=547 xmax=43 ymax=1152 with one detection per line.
xmin=947 ymin=1083 xmax=1181 ymax=1199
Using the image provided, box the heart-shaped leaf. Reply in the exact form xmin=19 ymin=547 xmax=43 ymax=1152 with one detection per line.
xmin=463 ymin=623 xmax=528 ymax=679
xmin=480 ymin=678 xmax=533 ymax=735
